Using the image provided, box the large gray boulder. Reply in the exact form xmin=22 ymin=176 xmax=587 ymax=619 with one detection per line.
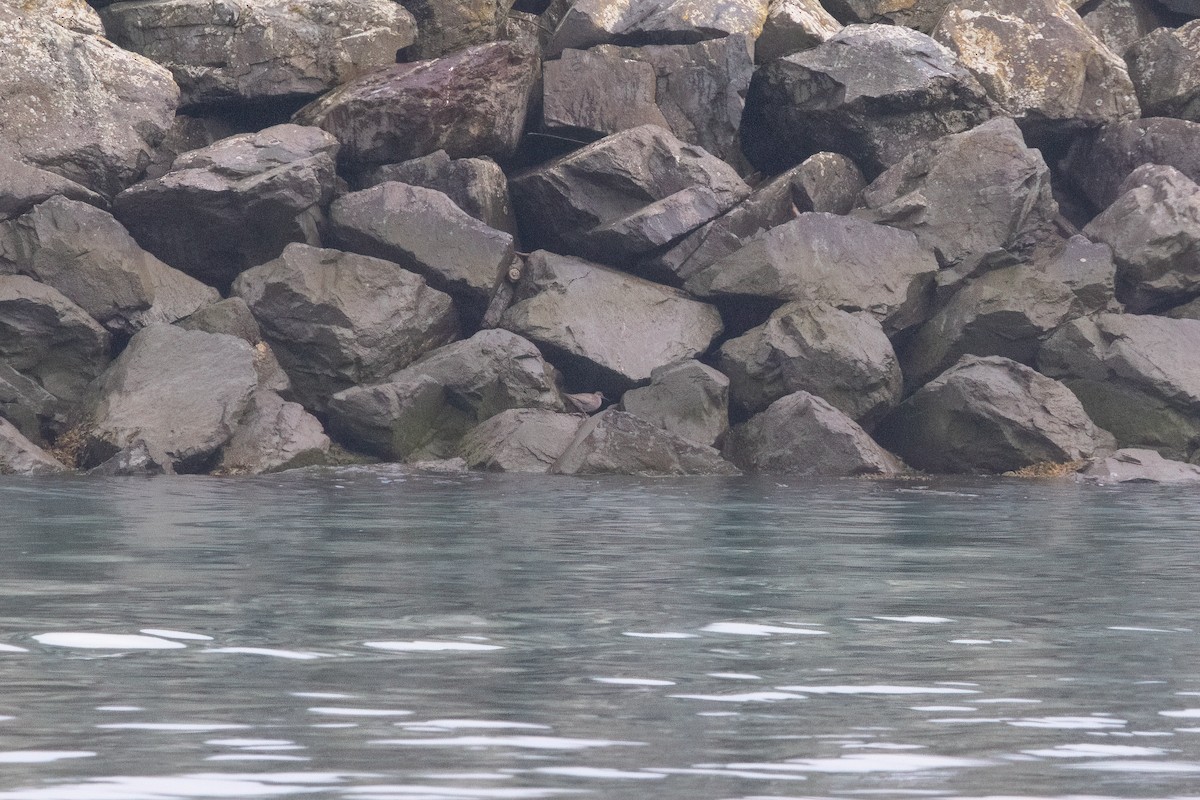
xmin=100 ymin=0 xmax=417 ymax=109
xmin=354 ymin=151 xmax=517 ymax=237
xmin=821 ymin=0 xmax=949 ymax=32
xmin=457 ymin=408 xmax=584 ymax=472
xmin=646 ymin=152 xmax=865 ymax=283
xmin=176 ymin=297 xmax=292 ymax=396
xmin=77 ymin=324 xmax=258 ymax=473
xmin=547 ymin=0 xmax=771 ymax=56
xmin=1083 ymin=0 xmax=1170 ymax=58
xmin=23 ymin=0 xmax=103 ymax=35
xmin=327 ymin=329 xmax=565 ymax=460
xmin=216 ymin=390 xmax=330 ymax=475
xmin=542 ymin=37 xmax=754 ymax=167
xmin=0 ymin=418 xmax=66 ymax=475
xmin=1038 ymin=313 xmax=1200 ymax=461
xmin=400 ymin=0 xmax=511 ymax=59
xmin=723 ymin=390 xmax=905 ymax=476
xmin=756 ymin=0 xmax=841 ymax=62
xmin=1082 ymin=165 xmax=1200 ymax=313
xmin=329 ymin=182 xmax=514 ymax=316
xmin=500 ymin=251 xmax=724 ymax=392
xmin=1126 ymin=20 xmax=1200 ymax=122
xmin=932 ymin=0 xmax=1139 ymax=138
xmin=294 ymin=42 xmax=538 ymax=171
xmin=0 ymin=149 xmax=104 ymax=222
xmin=551 ymin=409 xmax=740 ymax=476
xmin=900 ymin=265 xmax=1081 ymax=388
xmin=1082 ymin=448 xmax=1200 ymax=484
xmin=231 ymin=243 xmax=460 ymax=413
xmin=741 ymin=24 xmax=994 ymax=176
xmin=1062 ymin=118 xmax=1200 ymax=211
xmin=685 ymin=213 xmax=938 ymax=337
xmin=0 ymin=197 xmax=218 ymax=336
xmin=878 ymin=355 xmax=1097 ymax=474
xmin=855 ymin=119 xmax=1061 ymax=280
xmin=113 ymin=124 xmax=338 ymax=290
xmin=717 ymin=302 xmax=901 ymax=428
xmin=510 ymin=125 xmax=750 ymax=262
xmin=619 ymin=360 xmax=730 ymax=447
xmin=1037 ymin=235 xmax=1121 ymax=315
xmin=0 ymin=5 xmax=179 ymax=197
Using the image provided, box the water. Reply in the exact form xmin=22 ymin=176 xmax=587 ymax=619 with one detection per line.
xmin=2 ymin=471 xmax=1200 ymax=799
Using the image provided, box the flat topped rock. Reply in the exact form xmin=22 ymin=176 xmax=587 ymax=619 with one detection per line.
xmin=1082 ymin=448 xmax=1200 ymax=484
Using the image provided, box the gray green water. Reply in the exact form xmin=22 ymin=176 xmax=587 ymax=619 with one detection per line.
xmin=1 ymin=470 xmax=1200 ymax=799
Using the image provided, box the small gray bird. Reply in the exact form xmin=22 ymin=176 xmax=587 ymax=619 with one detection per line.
xmin=564 ymin=391 xmax=606 ymax=415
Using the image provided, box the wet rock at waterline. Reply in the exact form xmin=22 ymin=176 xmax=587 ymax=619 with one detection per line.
xmin=619 ymin=360 xmax=730 ymax=448
xmin=0 ymin=417 xmax=66 ymax=475
xmin=550 ymin=409 xmax=740 ymax=477
xmin=215 ymin=390 xmax=330 ymax=475
xmin=457 ymin=409 xmax=584 ymax=473
xmin=1081 ymin=448 xmax=1200 ymax=484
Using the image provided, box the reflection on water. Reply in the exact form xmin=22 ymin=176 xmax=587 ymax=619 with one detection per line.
xmin=2 ymin=470 xmax=1200 ymax=798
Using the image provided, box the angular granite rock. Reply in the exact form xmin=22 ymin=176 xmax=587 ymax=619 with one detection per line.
xmin=0 ymin=149 xmax=104 ymax=222
xmin=143 ymin=114 xmax=239 ymax=182
xmin=1037 ymin=235 xmax=1121 ymax=314
xmin=756 ymin=0 xmax=841 ymax=62
xmin=510 ymin=125 xmax=750 ymax=261
xmin=723 ymin=390 xmax=905 ymax=476
xmin=1082 ymin=165 xmax=1200 ymax=313
xmin=216 ymin=390 xmax=330 ymax=474
xmin=821 ymin=0 xmax=950 ymax=32
xmin=0 ymin=197 xmax=219 ymax=336
xmin=0 ymin=5 xmax=179 ymax=196
xmin=100 ymin=0 xmax=417 ymax=108
xmin=685 ymin=213 xmax=938 ymax=337
xmin=717 ymin=302 xmax=901 ymax=428
xmin=741 ymin=24 xmax=994 ymax=176
xmin=620 ymin=360 xmax=730 ymax=447
xmin=547 ymin=0 xmax=771 ymax=56
xmin=1126 ymin=20 xmax=1200 ymax=122
xmin=932 ymin=0 xmax=1139 ymax=138
xmin=0 ymin=417 xmax=66 ymax=475
xmin=501 ymin=251 xmax=724 ymax=392
xmin=232 ymin=243 xmax=460 ymax=413
xmin=551 ymin=409 xmax=740 ymax=476
xmin=0 ymin=362 xmax=64 ymax=446
xmin=176 ymin=297 xmax=292 ymax=396
xmin=327 ymin=373 xmax=458 ymax=460
xmin=1083 ymin=0 xmax=1170 ymax=58
xmin=113 ymin=124 xmax=338 ymax=290
xmin=1062 ymin=118 xmax=1200 ymax=212
xmin=855 ymin=119 xmax=1061 ymax=279
xmin=24 ymin=0 xmax=104 ymax=35
xmin=457 ymin=408 xmax=584 ymax=472
xmin=329 ymin=182 xmax=514 ymax=316
xmin=1038 ymin=313 xmax=1200 ymax=460
xmin=401 ymin=0 xmax=510 ymax=59
xmin=77 ymin=324 xmax=258 ymax=473
xmin=294 ymin=42 xmax=538 ymax=170
xmin=878 ymin=355 xmax=1097 ymax=474
xmin=1082 ymin=448 xmax=1200 ymax=483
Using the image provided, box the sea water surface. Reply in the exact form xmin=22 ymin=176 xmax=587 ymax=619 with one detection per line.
xmin=1 ymin=470 xmax=1200 ymax=799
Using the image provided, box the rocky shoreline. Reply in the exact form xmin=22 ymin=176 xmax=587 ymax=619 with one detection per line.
xmin=3 ymin=0 xmax=1200 ymax=483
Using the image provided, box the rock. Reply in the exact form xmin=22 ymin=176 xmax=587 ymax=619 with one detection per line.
xmin=901 ymin=265 xmax=1081 ymax=388
xmin=854 ymin=118 xmax=1061 ymax=279
xmin=77 ymin=324 xmax=258 ymax=473
xmin=620 ymin=360 xmax=730 ymax=446
xmin=1038 ymin=313 xmax=1200 ymax=460
xmin=1126 ymin=20 xmax=1200 ymax=122
xmin=100 ymin=0 xmax=416 ymax=109
xmin=1167 ymin=296 xmax=1200 ymax=320
xmin=0 ymin=5 xmax=179 ymax=196
xmin=756 ymin=0 xmax=841 ymax=62
xmin=547 ymin=0 xmax=771 ymax=56
xmin=86 ymin=442 xmax=168 ymax=476
xmin=0 ymin=149 xmax=104 ymax=222
xmin=821 ymin=0 xmax=949 ymax=32
xmin=0 ymin=362 xmax=64 ymax=446
xmin=551 ymin=409 xmax=740 ymax=476
xmin=329 ymin=182 xmax=514 ymax=316
xmin=231 ymin=243 xmax=459 ymax=413
xmin=717 ymin=302 xmax=901 ymax=428
xmin=932 ymin=0 xmax=1139 ymax=139
xmin=1082 ymin=448 xmax=1200 ymax=483
xmin=112 ymin=124 xmax=338 ymax=290
xmin=216 ymin=390 xmax=330 ymax=474
xmin=327 ymin=329 xmax=565 ymax=460
xmin=501 ymin=251 xmax=724 ymax=392
xmin=878 ymin=355 xmax=1097 ymax=473
xmin=294 ymin=41 xmax=538 ymax=171
xmin=543 ymin=36 xmax=755 ymax=167
xmin=685 ymin=213 xmax=938 ymax=337
xmin=1037 ymin=235 xmax=1121 ymax=314
xmin=1082 ymin=164 xmax=1200 ymax=313
xmin=354 ymin=151 xmax=517 ymax=236
xmin=0 ymin=276 xmax=111 ymax=419
xmin=646 ymin=153 xmax=865 ymax=283
xmin=0 ymin=417 xmax=66 ymax=475
xmin=176 ymin=297 xmax=291 ymax=395
xmin=1156 ymin=0 xmax=1200 ymax=15
xmin=1083 ymin=0 xmax=1169 ymax=57
xmin=143 ymin=114 xmax=239 ymax=182
xmin=0 ymin=197 xmax=219 ymax=336
xmin=723 ymin=390 xmax=905 ymax=476
xmin=457 ymin=408 xmax=583 ymax=471
xmin=23 ymin=0 xmax=104 ymax=35
xmin=1062 ymin=118 xmax=1200 ymax=215
xmin=400 ymin=0 xmax=510 ymax=59
xmin=741 ymin=24 xmax=994 ymax=176
xmin=510 ymin=125 xmax=750 ymax=262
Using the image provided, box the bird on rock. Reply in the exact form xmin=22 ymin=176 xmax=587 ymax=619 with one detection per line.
xmin=564 ymin=391 xmax=606 ymax=415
